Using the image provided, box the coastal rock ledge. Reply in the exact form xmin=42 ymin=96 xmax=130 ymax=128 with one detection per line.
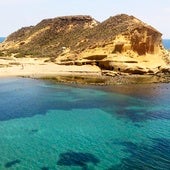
xmin=0 ymin=14 xmax=170 ymax=77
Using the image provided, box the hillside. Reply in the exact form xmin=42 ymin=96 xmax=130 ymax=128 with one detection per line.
xmin=1 ymin=15 xmax=98 ymax=57
xmin=0 ymin=14 xmax=170 ymax=75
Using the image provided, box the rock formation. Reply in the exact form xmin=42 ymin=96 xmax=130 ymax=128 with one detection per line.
xmin=0 ymin=14 xmax=170 ymax=75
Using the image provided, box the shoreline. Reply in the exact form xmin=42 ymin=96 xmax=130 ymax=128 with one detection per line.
xmin=4 ymin=73 xmax=170 ymax=86
xmin=1 ymin=67 xmax=170 ymax=86
xmin=0 ymin=57 xmax=170 ymax=85
xmin=31 ymin=74 xmax=170 ymax=86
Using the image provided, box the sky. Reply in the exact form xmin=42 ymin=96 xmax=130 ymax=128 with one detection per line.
xmin=0 ymin=0 xmax=170 ymax=38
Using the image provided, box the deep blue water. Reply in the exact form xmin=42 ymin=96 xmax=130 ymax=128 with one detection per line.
xmin=0 ymin=37 xmax=5 ymax=43
xmin=163 ymin=39 xmax=170 ymax=49
xmin=0 ymin=78 xmax=170 ymax=170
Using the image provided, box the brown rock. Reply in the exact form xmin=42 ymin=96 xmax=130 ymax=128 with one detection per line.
xmin=0 ymin=13 xmax=168 ymax=77
xmin=123 ymin=66 xmax=147 ymax=75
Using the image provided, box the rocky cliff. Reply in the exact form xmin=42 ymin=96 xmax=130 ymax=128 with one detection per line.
xmin=0 ymin=14 xmax=170 ymax=75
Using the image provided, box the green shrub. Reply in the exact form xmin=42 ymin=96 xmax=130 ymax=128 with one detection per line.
xmin=0 ymin=51 xmax=4 ymax=56
xmin=15 ymin=53 xmax=25 ymax=58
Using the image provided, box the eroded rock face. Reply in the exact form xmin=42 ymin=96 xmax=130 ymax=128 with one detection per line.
xmin=111 ymin=27 xmax=162 ymax=56
xmin=1 ymin=14 xmax=163 ymax=56
xmin=101 ymin=14 xmax=162 ymax=55
xmin=0 ymin=14 xmax=169 ymax=76
xmin=77 ymin=14 xmax=163 ymax=56
xmin=130 ymin=26 xmax=162 ymax=55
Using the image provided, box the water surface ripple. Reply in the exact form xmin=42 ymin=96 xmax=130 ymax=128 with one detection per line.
xmin=0 ymin=78 xmax=170 ymax=170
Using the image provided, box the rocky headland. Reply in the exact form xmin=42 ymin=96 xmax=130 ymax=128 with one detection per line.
xmin=0 ymin=14 xmax=170 ymax=84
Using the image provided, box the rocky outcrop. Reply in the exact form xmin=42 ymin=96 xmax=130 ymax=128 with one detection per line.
xmin=1 ymin=14 xmax=163 ymax=56
xmin=73 ymin=14 xmax=162 ymax=56
xmin=1 ymin=15 xmax=99 ymax=55
xmin=0 ymin=14 xmax=169 ymax=76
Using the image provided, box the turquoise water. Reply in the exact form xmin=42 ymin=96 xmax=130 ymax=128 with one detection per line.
xmin=163 ymin=39 xmax=170 ymax=49
xmin=0 ymin=78 xmax=170 ymax=170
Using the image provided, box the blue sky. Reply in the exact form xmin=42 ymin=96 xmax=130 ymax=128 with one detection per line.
xmin=0 ymin=0 xmax=170 ymax=38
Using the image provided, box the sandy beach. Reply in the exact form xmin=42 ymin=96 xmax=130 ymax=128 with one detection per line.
xmin=0 ymin=57 xmax=101 ymax=78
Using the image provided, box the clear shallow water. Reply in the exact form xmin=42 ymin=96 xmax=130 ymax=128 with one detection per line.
xmin=0 ymin=78 xmax=170 ymax=170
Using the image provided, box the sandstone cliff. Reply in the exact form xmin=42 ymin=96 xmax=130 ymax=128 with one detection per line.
xmin=0 ymin=14 xmax=170 ymax=75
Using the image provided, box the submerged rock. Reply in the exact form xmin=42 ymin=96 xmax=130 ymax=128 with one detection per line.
xmin=57 ymin=151 xmax=100 ymax=169
xmin=5 ymin=159 xmax=21 ymax=168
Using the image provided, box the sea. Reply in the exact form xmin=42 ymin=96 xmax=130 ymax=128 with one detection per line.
xmin=0 ymin=37 xmax=5 ymax=42
xmin=0 ymin=78 xmax=170 ymax=170
xmin=163 ymin=39 xmax=170 ymax=49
